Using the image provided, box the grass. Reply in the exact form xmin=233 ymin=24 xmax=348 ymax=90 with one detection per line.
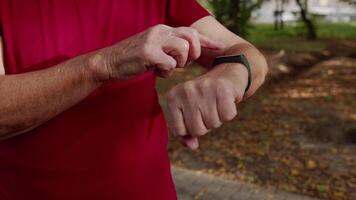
xmin=157 ymin=22 xmax=356 ymax=92
xmin=317 ymin=22 xmax=356 ymax=39
xmin=247 ymin=22 xmax=356 ymax=52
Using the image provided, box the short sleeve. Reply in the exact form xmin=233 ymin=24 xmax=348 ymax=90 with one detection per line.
xmin=165 ymin=0 xmax=211 ymax=27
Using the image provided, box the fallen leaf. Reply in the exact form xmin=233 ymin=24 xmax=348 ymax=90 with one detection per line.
xmin=306 ymin=160 xmax=317 ymax=170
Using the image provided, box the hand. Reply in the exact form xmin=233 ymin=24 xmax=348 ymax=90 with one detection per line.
xmin=166 ymin=64 xmax=248 ymax=150
xmin=89 ymin=24 xmax=224 ymax=81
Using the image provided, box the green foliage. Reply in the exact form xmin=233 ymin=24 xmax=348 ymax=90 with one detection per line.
xmin=249 ymin=22 xmax=356 ymax=41
xmin=317 ymin=22 xmax=356 ymax=39
xmin=247 ymin=22 xmax=356 ymax=52
xmin=201 ymin=0 xmax=263 ymax=37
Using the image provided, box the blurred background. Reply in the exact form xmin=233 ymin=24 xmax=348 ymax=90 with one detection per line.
xmin=158 ymin=0 xmax=356 ymax=199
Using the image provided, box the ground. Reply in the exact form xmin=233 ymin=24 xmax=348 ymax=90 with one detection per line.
xmin=173 ymin=167 xmax=321 ymax=200
xmin=157 ymin=37 xmax=356 ymax=200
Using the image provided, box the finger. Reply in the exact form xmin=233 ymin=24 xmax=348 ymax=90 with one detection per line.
xmin=217 ymin=93 xmax=237 ymax=122
xmin=152 ymin=50 xmax=177 ymax=72
xmin=199 ymin=34 xmax=225 ymax=50
xmin=200 ymin=94 xmax=222 ymax=130
xmin=167 ymin=98 xmax=187 ymax=137
xmin=180 ymin=135 xmax=199 ymax=150
xmin=173 ymin=27 xmax=201 ymax=63
xmin=162 ymin=37 xmax=189 ymax=68
xmin=182 ymin=104 xmax=208 ymax=137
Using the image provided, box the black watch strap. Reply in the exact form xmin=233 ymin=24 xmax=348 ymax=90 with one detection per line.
xmin=212 ymin=54 xmax=252 ymax=93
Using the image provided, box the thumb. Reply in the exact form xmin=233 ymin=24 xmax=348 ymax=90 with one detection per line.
xmin=180 ymin=135 xmax=199 ymax=150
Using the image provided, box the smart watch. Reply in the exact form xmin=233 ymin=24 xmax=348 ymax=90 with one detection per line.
xmin=212 ymin=54 xmax=251 ymax=93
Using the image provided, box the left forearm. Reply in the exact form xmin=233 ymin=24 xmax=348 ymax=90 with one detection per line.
xmin=166 ymin=16 xmax=269 ymax=150
xmin=198 ymin=43 xmax=268 ymax=98
xmin=191 ymin=16 xmax=268 ymax=98
xmin=222 ymin=43 xmax=268 ymax=97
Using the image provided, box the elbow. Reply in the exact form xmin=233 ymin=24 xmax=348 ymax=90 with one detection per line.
xmin=245 ymin=50 xmax=268 ymax=98
xmin=259 ymin=54 xmax=269 ymax=84
xmin=248 ymin=44 xmax=269 ymax=81
xmin=228 ymin=43 xmax=269 ymax=82
xmin=250 ymin=47 xmax=268 ymax=87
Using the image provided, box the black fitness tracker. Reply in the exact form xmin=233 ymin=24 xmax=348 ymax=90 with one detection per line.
xmin=212 ymin=54 xmax=252 ymax=93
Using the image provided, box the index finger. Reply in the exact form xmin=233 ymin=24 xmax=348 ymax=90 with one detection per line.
xmin=199 ymin=34 xmax=225 ymax=50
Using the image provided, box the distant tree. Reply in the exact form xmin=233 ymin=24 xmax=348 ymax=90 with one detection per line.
xmin=274 ymin=0 xmax=288 ymax=30
xmin=340 ymin=0 xmax=356 ymax=4
xmin=205 ymin=0 xmax=263 ymax=37
xmin=295 ymin=0 xmax=317 ymax=40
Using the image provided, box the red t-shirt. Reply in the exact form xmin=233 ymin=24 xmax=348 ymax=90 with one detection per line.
xmin=0 ymin=0 xmax=209 ymax=199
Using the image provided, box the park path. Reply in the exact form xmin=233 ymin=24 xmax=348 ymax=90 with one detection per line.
xmin=172 ymin=167 xmax=321 ymax=200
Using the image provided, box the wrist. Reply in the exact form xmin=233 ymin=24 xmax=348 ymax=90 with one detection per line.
xmin=212 ymin=54 xmax=251 ymax=94
xmin=86 ymin=51 xmax=112 ymax=84
xmin=216 ymin=63 xmax=249 ymax=94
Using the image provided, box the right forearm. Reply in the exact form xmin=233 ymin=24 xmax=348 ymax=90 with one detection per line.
xmin=0 ymin=24 xmax=224 ymax=139
xmin=0 ymin=52 xmax=102 ymax=139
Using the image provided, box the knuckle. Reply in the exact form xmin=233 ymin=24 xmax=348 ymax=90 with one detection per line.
xmin=216 ymin=77 xmax=229 ymax=87
xmin=197 ymin=81 xmax=210 ymax=95
xmin=181 ymin=40 xmax=190 ymax=52
xmin=191 ymin=28 xmax=199 ymax=37
xmin=166 ymin=91 xmax=177 ymax=104
xmin=176 ymin=26 xmax=190 ymax=33
xmin=170 ymin=59 xmax=177 ymax=68
xmin=147 ymin=27 xmax=158 ymax=36
xmin=175 ymin=26 xmax=186 ymax=32
xmin=199 ymin=79 xmax=212 ymax=90
xmin=165 ymin=61 xmax=177 ymax=71
xmin=141 ymin=44 xmax=153 ymax=58
xmin=152 ymin=24 xmax=167 ymax=31
xmin=147 ymin=24 xmax=167 ymax=39
xmin=182 ymin=81 xmax=195 ymax=96
xmin=155 ymin=24 xmax=166 ymax=29
xmin=181 ymin=27 xmax=197 ymax=37
xmin=145 ymin=33 xmax=155 ymax=43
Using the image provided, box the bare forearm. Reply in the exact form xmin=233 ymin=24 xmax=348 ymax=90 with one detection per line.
xmin=0 ymin=53 xmax=100 ymax=139
xmin=191 ymin=17 xmax=268 ymax=98
xmin=223 ymin=43 xmax=268 ymax=97
xmin=0 ymin=24 xmax=223 ymax=139
xmin=198 ymin=43 xmax=267 ymax=98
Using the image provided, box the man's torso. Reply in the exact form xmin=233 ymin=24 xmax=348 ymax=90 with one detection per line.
xmin=0 ymin=0 xmax=176 ymax=199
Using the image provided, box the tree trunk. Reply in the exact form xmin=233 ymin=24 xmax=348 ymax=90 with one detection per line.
xmin=231 ymin=0 xmax=241 ymax=34
xmin=281 ymin=0 xmax=285 ymax=29
xmin=274 ymin=0 xmax=280 ymax=30
xmin=295 ymin=0 xmax=317 ymax=40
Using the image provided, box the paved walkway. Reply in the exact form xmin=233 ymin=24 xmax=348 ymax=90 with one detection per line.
xmin=172 ymin=167 xmax=321 ymax=200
